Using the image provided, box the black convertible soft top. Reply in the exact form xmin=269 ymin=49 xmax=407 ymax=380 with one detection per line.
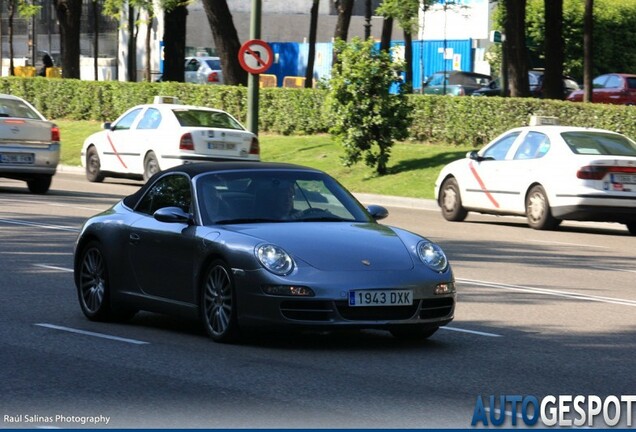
xmin=122 ymin=161 xmax=320 ymax=209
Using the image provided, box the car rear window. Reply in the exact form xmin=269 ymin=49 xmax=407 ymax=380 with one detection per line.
xmin=204 ymin=59 xmax=221 ymax=70
xmin=172 ymin=109 xmax=244 ymax=130
xmin=561 ymin=132 xmax=636 ymax=156
xmin=0 ymin=99 xmax=41 ymax=119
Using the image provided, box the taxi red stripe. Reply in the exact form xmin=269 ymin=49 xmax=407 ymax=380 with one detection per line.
xmin=469 ymin=161 xmax=499 ymax=208
xmin=106 ymin=133 xmax=128 ymax=169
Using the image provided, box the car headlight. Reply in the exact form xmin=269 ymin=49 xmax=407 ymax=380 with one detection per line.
xmin=417 ymin=241 xmax=448 ymax=272
xmin=256 ymin=244 xmax=294 ymax=276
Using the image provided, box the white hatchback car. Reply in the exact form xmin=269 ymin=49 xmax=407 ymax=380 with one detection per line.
xmin=81 ymin=97 xmax=259 ymax=182
xmin=184 ymin=56 xmax=223 ymax=85
xmin=0 ymin=94 xmax=60 ymax=194
xmin=434 ymin=124 xmax=636 ymax=234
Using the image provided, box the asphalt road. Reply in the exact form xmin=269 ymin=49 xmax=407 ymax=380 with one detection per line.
xmin=1 ymin=173 xmax=635 ymax=429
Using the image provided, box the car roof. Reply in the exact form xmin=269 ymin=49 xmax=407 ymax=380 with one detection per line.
xmin=505 ymin=125 xmax=624 ymax=135
xmin=122 ymin=162 xmax=323 ymax=209
xmin=129 ymin=103 xmax=227 ymax=113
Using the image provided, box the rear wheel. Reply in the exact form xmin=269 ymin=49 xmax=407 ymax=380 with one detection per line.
xmin=390 ymin=325 xmax=439 ymax=341
xmin=86 ymin=146 xmax=104 ymax=183
xmin=439 ymin=177 xmax=468 ymax=221
xmin=525 ymin=185 xmax=560 ymax=230
xmin=143 ymin=151 xmax=160 ymax=182
xmin=27 ymin=175 xmax=52 ymax=194
xmin=626 ymin=222 xmax=636 ymax=236
xmin=200 ymin=260 xmax=240 ymax=343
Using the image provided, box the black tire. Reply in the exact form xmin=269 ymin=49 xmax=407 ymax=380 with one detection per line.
xmin=200 ymin=260 xmax=240 ymax=343
xmin=143 ymin=151 xmax=160 ymax=182
xmin=26 ymin=175 xmax=52 ymax=194
xmin=525 ymin=185 xmax=560 ymax=230
xmin=86 ymin=146 xmax=105 ymax=183
xmin=626 ymin=222 xmax=636 ymax=236
xmin=76 ymin=241 xmax=135 ymax=322
xmin=390 ymin=325 xmax=439 ymax=340
xmin=439 ymin=177 xmax=468 ymax=221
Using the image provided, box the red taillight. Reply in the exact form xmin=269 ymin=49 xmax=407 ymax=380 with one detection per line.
xmin=576 ymin=165 xmax=636 ymax=180
xmin=51 ymin=125 xmax=60 ymax=142
xmin=207 ymin=72 xmax=219 ymax=83
xmin=249 ymin=137 xmax=260 ymax=155
xmin=179 ymin=133 xmax=194 ymax=150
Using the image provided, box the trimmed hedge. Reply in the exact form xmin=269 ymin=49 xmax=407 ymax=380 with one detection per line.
xmin=2 ymin=76 xmax=636 ymax=146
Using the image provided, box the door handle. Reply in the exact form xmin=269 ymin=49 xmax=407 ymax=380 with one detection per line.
xmin=129 ymin=233 xmax=140 ymax=244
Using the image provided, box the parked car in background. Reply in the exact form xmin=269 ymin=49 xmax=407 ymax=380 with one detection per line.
xmin=81 ymin=96 xmax=259 ymax=183
xmin=0 ymin=94 xmax=60 ymax=194
xmin=422 ymin=71 xmax=492 ymax=96
xmin=435 ymin=119 xmax=636 ymax=234
xmin=566 ymin=73 xmax=636 ymax=105
xmin=473 ymin=70 xmax=580 ymax=98
xmin=184 ymin=56 xmax=224 ymax=85
xmin=74 ymin=162 xmax=456 ymax=342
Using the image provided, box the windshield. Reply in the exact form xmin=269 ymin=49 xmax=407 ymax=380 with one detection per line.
xmin=426 ymin=73 xmax=447 ymax=86
xmin=195 ymin=170 xmax=372 ymax=225
xmin=562 ymin=131 xmax=636 ymax=156
xmin=173 ymin=109 xmax=244 ymax=130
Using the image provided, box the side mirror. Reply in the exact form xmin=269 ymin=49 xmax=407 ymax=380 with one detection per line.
xmin=102 ymin=122 xmax=112 ymax=130
xmin=154 ymin=206 xmax=193 ymax=224
xmin=366 ymin=205 xmax=389 ymax=221
xmin=467 ymin=150 xmax=480 ymax=160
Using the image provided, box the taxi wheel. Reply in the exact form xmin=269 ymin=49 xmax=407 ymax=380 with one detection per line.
xmin=440 ymin=178 xmax=467 ymax=221
xmin=143 ymin=151 xmax=160 ymax=182
xmin=27 ymin=175 xmax=52 ymax=194
xmin=200 ymin=260 xmax=240 ymax=343
xmin=390 ymin=325 xmax=438 ymax=340
xmin=526 ymin=185 xmax=560 ymax=230
xmin=86 ymin=146 xmax=104 ymax=183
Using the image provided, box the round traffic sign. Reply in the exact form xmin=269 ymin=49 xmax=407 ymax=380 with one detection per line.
xmin=238 ymin=39 xmax=274 ymax=75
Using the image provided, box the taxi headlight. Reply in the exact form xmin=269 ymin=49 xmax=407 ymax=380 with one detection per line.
xmin=417 ymin=241 xmax=448 ymax=272
xmin=256 ymin=244 xmax=294 ymax=276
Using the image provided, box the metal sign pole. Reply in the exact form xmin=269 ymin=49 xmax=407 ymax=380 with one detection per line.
xmin=247 ymin=0 xmax=262 ymax=134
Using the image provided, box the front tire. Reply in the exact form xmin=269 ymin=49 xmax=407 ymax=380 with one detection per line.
xmin=439 ymin=177 xmax=468 ymax=221
xmin=143 ymin=151 xmax=160 ymax=182
xmin=27 ymin=175 xmax=52 ymax=194
xmin=390 ymin=325 xmax=439 ymax=340
xmin=525 ymin=185 xmax=560 ymax=230
xmin=86 ymin=146 xmax=105 ymax=183
xmin=200 ymin=260 xmax=240 ymax=343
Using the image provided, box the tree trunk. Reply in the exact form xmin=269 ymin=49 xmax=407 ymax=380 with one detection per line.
xmin=305 ymin=0 xmax=319 ymax=88
xmin=364 ymin=0 xmax=371 ymax=40
xmin=127 ymin=4 xmax=137 ymax=82
xmin=145 ymin=8 xmax=154 ymax=82
xmin=332 ymin=0 xmax=354 ymax=65
xmin=583 ymin=0 xmax=594 ymax=102
xmin=93 ymin=0 xmax=99 ymax=81
xmin=403 ymin=30 xmax=413 ymax=93
xmin=503 ymin=0 xmax=529 ymax=97
xmin=54 ymin=0 xmax=82 ymax=79
xmin=380 ymin=17 xmax=393 ymax=52
xmin=543 ymin=0 xmax=563 ymax=99
xmin=201 ymin=0 xmax=247 ymax=86
xmin=8 ymin=0 xmax=15 ymax=76
xmin=162 ymin=5 xmax=187 ymax=82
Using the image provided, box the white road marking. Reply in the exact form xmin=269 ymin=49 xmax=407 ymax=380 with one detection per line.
xmin=35 ymin=323 xmax=149 ymax=345
xmin=528 ymin=239 xmax=611 ymax=249
xmin=0 ymin=197 xmax=104 ymax=212
xmin=440 ymin=326 xmax=502 ymax=337
xmin=33 ymin=264 xmax=73 ymax=273
xmin=457 ymin=278 xmax=636 ymax=307
xmin=0 ymin=218 xmax=79 ymax=232
xmin=589 ymin=265 xmax=636 ymax=274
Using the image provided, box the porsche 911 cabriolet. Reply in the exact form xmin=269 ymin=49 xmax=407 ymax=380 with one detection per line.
xmin=74 ymin=162 xmax=456 ymax=342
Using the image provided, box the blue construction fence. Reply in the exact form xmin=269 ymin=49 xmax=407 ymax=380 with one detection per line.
xmin=266 ymin=39 xmax=474 ymax=91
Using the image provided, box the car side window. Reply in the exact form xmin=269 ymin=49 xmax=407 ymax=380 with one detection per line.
xmin=137 ymin=108 xmax=162 ymax=130
xmin=605 ymin=75 xmax=622 ymax=89
xmin=113 ymin=108 xmax=142 ymax=131
xmin=514 ymin=132 xmax=550 ymax=160
xmin=592 ymin=75 xmax=608 ymax=89
xmin=482 ymin=132 xmax=520 ymax=161
xmin=135 ymin=174 xmax=192 ymax=216
xmin=185 ymin=59 xmax=200 ymax=72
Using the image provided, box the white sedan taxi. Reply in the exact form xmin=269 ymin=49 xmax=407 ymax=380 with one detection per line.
xmin=81 ymin=97 xmax=259 ymax=182
xmin=434 ymin=121 xmax=636 ymax=234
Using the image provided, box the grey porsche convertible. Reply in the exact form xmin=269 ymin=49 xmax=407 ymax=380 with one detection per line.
xmin=74 ymin=162 xmax=456 ymax=342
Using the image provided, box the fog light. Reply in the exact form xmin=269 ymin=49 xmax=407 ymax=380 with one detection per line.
xmin=262 ymin=285 xmax=315 ymax=297
xmin=435 ymin=282 xmax=455 ymax=295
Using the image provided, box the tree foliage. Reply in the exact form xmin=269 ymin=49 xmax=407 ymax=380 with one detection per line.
xmin=325 ymin=38 xmax=413 ymax=176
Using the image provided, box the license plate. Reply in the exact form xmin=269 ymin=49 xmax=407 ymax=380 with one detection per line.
xmin=208 ymin=142 xmax=236 ymax=150
xmin=348 ymin=289 xmax=413 ymax=307
xmin=0 ymin=153 xmax=34 ymax=164
xmin=611 ymin=173 xmax=636 ymax=184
